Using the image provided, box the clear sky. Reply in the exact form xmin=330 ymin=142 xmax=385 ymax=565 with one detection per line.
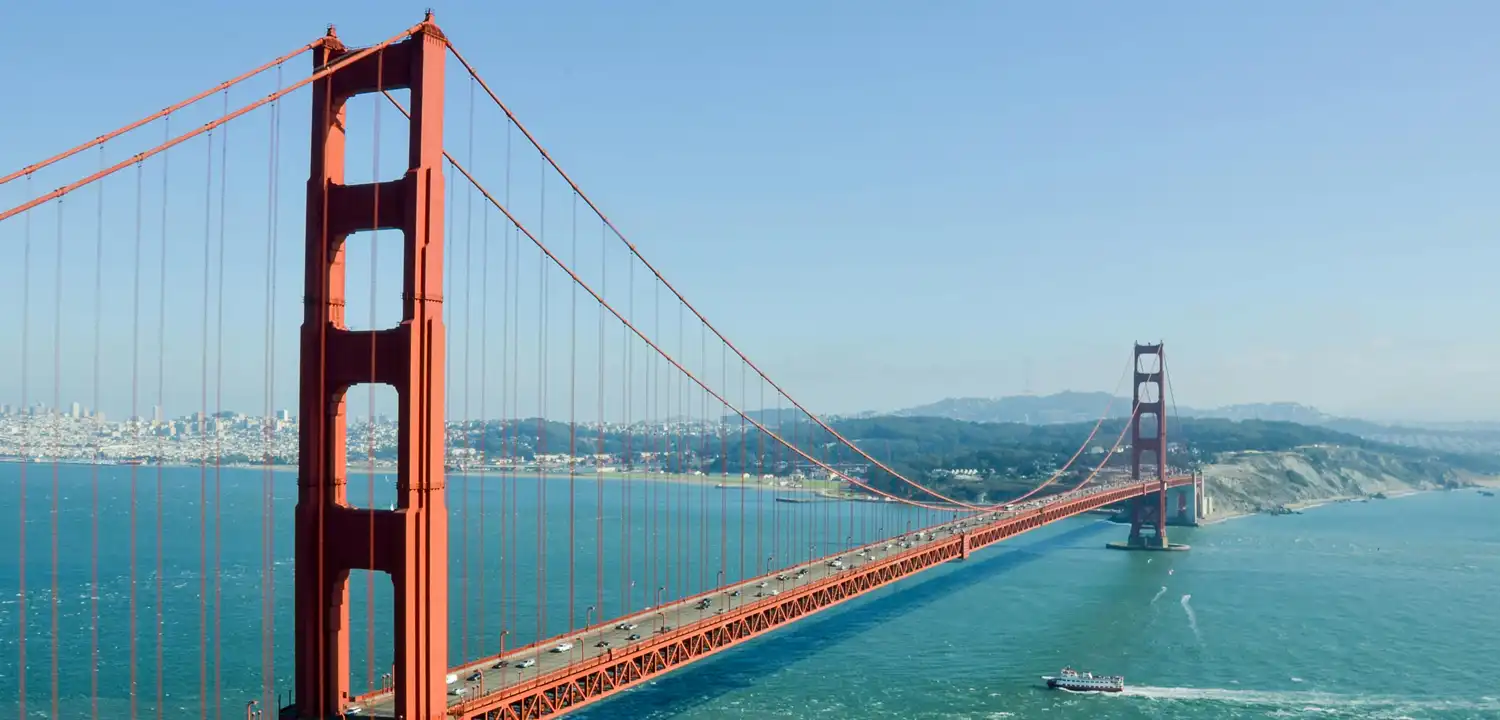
xmin=1 ymin=1 xmax=1497 ymax=423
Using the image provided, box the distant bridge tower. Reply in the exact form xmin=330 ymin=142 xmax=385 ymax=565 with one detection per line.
xmin=1108 ymin=342 xmax=1189 ymax=551
xmin=293 ymin=16 xmax=451 ymax=719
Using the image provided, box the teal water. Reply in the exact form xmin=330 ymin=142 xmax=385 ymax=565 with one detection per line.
xmin=2 ymin=465 xmax=1498 ymax=719
xmin=0 ymin=463 xmax=934 ymax=717
xmin=579 ymin=491 xmax=1500 ymax=720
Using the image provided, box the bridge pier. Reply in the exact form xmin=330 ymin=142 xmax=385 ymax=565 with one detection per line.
xmin=1106 ymin=489 xmax=1190 ymax=551
xmin=1105 ymin=471 xmax=1205 ymax=527
xmin=1164 ymin=476 xmax=1201 ymax=527
xmin=1107 ymin=343 xmax=1190 ymax=552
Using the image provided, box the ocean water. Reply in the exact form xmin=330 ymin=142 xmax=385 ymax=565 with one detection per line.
xmin=578 ymin=491 xmax=1500 ymax=720
xmin=1 ymin=464 xmax=1497 ymax=719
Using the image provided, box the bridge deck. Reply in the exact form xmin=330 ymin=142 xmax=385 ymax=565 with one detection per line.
xmin=343 ymin=477 xmax=1190 ymax=719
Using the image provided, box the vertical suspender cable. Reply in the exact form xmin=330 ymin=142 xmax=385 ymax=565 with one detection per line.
xmin=18 ymin=173 xmax=31 ymax=720
xmin=130 ymin=161 xmax=145 ymax=720
xmin=595 ymin=221 xmax=606 ymax=620
xmin=536 ymin=156 xmax=548 ymax=649
xmin=155 ymin=117 xmax=171 ymax=720
xmin=197 ymin=128 xmax=214 ymax=720
xmin=213 ymin=89 xmax=232 ymax=720
xmin=260 ymin=71 xmax=283 ymax=710
xmin=90 ymin=146 xmax=106 ymax=720
xmin=50 ymin=192 xmax=63 ymax=720
xmin=568 ymin=190 xmax=578 ymax=635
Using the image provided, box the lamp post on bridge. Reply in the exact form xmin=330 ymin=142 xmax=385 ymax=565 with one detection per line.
xmin=584 ymin=605 xmax=596 ymax=662
xmin=709 ymin=570 xmax=724 ymax=617
xmin=655 ymin=586 xmax=665 ymax=631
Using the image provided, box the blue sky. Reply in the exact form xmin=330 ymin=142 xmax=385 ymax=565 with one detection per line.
xmin=1 ymin=1 xmax=1497 ymax=423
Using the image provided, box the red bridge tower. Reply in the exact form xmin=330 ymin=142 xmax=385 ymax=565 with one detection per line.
xmin=1108 ymin=343 xmax=1189 ymax=551
xmin=293 ymin=16 xmax=450 ymax=719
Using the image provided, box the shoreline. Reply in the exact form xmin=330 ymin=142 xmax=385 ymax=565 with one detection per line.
xmin=0 ymin=458 xmax=839 ymax=492
xmin=1199 ymin=487 xmax=1452 ymax=525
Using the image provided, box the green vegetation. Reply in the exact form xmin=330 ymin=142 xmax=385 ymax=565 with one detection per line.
xmin=461 ymin=414 xmax=1500 ymax=504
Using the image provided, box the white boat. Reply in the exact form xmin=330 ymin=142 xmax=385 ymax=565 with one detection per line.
xmin=1042 ymin=667 xmax=1124 ymax=692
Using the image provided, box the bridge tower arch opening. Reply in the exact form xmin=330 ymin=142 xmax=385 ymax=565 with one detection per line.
xmin=293 ymin=16 xmax=451 ymax=719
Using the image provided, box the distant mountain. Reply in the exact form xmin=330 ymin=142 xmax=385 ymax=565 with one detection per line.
xmin=893 ymin=394 xmax=1340 ymax=425
xmin=887 ymin=393 xmax=1500 ymax=455
xmin=1203 ymin=402 xmax=1332 ymax=425
xmin=892 ymin=391 xmax=1124 ymax=424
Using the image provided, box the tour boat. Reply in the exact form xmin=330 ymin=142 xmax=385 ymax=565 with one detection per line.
xmin=1042 ymin=667 xmax=1124 ymax=692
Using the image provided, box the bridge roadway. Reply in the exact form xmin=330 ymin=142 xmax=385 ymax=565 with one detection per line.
xmin=346 ymin=476 xmax=1191 ymax=719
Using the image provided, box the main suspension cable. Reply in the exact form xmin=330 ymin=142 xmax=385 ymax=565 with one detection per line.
xmin=441 ymin=40 xmax=1124 ymax=512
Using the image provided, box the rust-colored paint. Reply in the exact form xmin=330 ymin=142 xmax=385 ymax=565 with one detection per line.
xmin=1128 ymin=343 xmax=1170 ymax=548
xmin=436 ymin=477 xmax=1191 ymax=719
xmin=294 ymin=14 xmax=449 ymax=720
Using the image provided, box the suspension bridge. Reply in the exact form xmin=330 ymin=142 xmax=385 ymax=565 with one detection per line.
xmin=0 ymin=15 xmax=1202 ymax=720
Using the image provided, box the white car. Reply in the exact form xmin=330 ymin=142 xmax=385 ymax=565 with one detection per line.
xmin=517 ymin=658 xmax=536 ymax=669
xmin=552 ymin=642 xmax=575 ymax=653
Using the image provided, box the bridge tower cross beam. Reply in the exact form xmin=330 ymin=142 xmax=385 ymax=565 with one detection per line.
xmin=293 ymin=14 xmax=449 ymax=720
xmin=1128 ymin=343 xmax=1169 ymax=549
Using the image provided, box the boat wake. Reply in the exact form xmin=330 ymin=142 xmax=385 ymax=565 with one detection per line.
xmin=1179 ymin=594 xmax=1201 ymax=642
xmin=1118 ymin=685 xmax=1500 ymax=718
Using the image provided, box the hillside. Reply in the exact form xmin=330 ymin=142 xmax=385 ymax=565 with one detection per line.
xmin=449 ymin=412 xmax=1500 ymax=511
xmin=1200 ymin=446 xmax=1481 ymax=520
xmin=887 ymin=392 xmax=1500 ymax=456
xmin=888 ymin=393 xmax=1333 ymax=425
xmin=826 ymin=415 xmax=1500 ymax=504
